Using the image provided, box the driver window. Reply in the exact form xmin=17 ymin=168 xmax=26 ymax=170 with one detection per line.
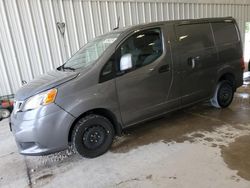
xmin=119 ymin=28 xmax=163 ymax=71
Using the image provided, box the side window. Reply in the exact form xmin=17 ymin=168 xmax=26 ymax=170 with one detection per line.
xmin=176 ymin=23 xmax=214 ymax=51
xmin=119 ymin=28 xmax=163 ymax=71
xmin=212 ymin=22 xmax=239 ymax=45
xmin=99 ymin=56 xmax=114 ymax=83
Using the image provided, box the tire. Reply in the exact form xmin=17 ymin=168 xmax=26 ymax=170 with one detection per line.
xmin=72 ymin=114 xmax=114 ymax=158
xmin=210 ymin=80 xmax=234 ymax=108
xmin=0 ymin=109 xmax=10 ymax=119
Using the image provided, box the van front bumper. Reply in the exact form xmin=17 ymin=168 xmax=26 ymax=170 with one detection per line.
xmin=10 ymin=103 xmax=75 ymax=156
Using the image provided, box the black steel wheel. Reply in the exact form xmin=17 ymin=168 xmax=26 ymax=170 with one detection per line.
xmin=210 ymin=80 xmax=234 ymax=108
xmin=72 ymin=114 xmax=114 ymax=158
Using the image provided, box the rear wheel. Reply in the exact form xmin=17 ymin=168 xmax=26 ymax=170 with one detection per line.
xmin=72 ymin=114 xmax=114 ymax=158
xmin=210 ymin=80 xmax=234 ymax=108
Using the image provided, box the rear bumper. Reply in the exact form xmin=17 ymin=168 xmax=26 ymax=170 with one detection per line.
xmin=10 ymin=103 xmax=75 ymax=156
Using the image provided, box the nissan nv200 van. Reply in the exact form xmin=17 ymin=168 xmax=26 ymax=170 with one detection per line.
xmin=10 ymin=17 xmax=244 ymax=158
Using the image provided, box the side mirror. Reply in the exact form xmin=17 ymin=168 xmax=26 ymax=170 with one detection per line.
xmin=120 ymin=53 xmax=133 ymax=71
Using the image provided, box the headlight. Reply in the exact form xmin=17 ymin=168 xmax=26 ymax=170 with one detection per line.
xmin=22 ymin=88 xmax=57 ymax=111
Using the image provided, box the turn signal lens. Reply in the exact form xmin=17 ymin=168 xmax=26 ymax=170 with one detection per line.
xmin=43 ymin=88 xmax=57 ymax=105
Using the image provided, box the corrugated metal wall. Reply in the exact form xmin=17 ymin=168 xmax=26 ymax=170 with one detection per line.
xmin=0 ymin=0 xmax=250 ymax=96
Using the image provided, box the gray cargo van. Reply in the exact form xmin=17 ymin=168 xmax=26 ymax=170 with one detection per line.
xmin=10 ymin=17 xmax=244 ymax=158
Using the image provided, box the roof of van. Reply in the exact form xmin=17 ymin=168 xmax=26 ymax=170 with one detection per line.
xmin=111 ymin=17 xmax=235 ymax=34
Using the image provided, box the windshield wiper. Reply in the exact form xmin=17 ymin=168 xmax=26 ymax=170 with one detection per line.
xmin=63 ymin=66 xmax=75 ymax=71
xmin=59 ymin=64 xmax=76 ymax=71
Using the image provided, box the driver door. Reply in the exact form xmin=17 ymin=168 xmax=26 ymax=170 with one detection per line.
xmin=115 ymin=27 xmax=174 ymax=126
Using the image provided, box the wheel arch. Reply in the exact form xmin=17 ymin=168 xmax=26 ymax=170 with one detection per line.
xmin=68 ymin=108 xmax=123 ymax=143
xmin=217 ymin=72 xmax=236 ymax=91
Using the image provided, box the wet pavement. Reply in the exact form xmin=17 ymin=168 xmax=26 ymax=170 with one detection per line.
xmin=222 ymin=135 xmax=250 ymax=181
xmin=1 ymin=73 xmax=250 ymax=188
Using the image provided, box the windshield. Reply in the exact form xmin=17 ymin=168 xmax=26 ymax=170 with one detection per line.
xmin=59 ymin=33 xmax=120 ymax=71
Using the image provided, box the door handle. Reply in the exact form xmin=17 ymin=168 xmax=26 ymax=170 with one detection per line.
xmin=188 ymin=56 xmax=200 ymax=69
xmin=158 ymin=64 xmax=170 ymax=73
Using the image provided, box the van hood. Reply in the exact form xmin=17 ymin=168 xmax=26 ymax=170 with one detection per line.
xmin=15 ymin=70 xmax=79 ymax=101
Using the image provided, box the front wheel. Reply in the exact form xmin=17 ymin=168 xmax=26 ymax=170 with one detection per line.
xmin=72 ymin=114 xmax=114 ymax=158
xmin=210 ymin=80 xmax=234 ymax=108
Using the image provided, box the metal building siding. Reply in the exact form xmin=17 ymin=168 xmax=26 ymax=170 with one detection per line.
xmin=0 ymin=0 xmax=250 ymax=96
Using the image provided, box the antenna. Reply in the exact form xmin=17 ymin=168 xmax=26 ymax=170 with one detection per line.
xmin=113 ymin=16 xmax=120 ymax=30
